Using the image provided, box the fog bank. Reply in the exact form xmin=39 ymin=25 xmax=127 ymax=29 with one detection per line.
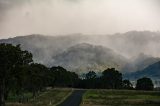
xmin=0 ymin=0 xmax=160 ymax=38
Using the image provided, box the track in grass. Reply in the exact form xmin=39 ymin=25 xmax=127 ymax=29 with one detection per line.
xmin=59 ymin=90 xmax=86 ymax=106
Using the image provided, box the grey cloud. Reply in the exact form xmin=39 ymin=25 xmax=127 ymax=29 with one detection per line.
xmin=0 ymin=0 xmax=160 ymax=37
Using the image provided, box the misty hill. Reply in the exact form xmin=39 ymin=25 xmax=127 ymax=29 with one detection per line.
xmin=52 ymin=43 xmax=127 ymax=73
xmin=124 ymin=61 xmax=160 ymax=80
xmin=0 ymin=31 xmax=160 ymax=73
xmin=0 ymin=34 xmax=89 ymax=65
xmin=104 ymin=31 xmax=160 ymax=58
xmin=122 ymin=53 xmax=160 ymax=72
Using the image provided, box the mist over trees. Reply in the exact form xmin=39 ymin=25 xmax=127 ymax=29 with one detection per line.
xmin=1 ymin=31 xmax=160 ymax=75
xmin=0 ymin=43 xmax=155 ymax=106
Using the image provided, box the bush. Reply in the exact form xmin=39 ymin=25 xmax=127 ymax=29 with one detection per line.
xmin=136 ymin=77 xmax=154 ymax=90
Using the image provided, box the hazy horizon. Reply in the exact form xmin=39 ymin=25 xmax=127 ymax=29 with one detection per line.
xmin=1 ymin=0 xmax=160 ymax=67
xmin=0 ymin=0 xmax=160 ymax=38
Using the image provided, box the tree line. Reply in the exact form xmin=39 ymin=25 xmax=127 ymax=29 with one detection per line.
xmin=0 ymin=43 xmax=154 ymax=106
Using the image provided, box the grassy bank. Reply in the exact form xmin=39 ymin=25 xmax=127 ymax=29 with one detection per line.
xmin=81 ymin=90 xmax=160 ymax=106
xmin=6 ymin=88 xmax=72 ymax=106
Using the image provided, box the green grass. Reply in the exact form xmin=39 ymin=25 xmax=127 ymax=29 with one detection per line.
xmin=6 ymin=88 xmax=72 ymax=106
xmin=7 ymin=92 xmax=33 ymax=103
xmin=81 ymin=90 xmax=160 ymax=106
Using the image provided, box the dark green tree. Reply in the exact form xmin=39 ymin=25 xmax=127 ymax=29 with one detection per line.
xmin=0 ymin=43 xmax=33 ymax=106
xmin=85 ymin=71 xmax=97 ymax=80
xmin=85 ymin=71 xmax=97 ymax=88
xmin=50 ymin=66 xmax=78 ymax=87
xmin=102 ymin=68 xmax=122 ymax=89
xmin=136 ymin=77 xmax=154 ymax=90
xmin=69 ymin=72 xmax=79 ymax=87
xmin=122 ymin=80 xmax=133 ymax=89
xmin=26 ymin=63 xmax=49 ymax=97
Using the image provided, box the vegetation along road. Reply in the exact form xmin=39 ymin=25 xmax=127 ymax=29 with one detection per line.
xmin=59 ymin=90 xmax=86 ymax=106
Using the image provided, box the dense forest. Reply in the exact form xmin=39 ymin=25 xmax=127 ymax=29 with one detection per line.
xmin=0 ymin=43 xmax=154 ymax=106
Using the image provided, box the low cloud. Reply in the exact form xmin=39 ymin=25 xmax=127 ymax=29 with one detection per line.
xmin=0 ymin=0 xmax=159 ymax=38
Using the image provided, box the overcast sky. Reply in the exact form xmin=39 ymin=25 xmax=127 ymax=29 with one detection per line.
xmin=0 ymin=0 xmax=160 ymax=38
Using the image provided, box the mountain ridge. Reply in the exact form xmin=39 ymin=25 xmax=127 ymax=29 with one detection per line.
xmin=52 ymin=43 xmax=127 ymax=73
xmin=124 ymin=61 xmax=160 ymax=80
xmin=1 ymin=31 xmax=160 ymax=75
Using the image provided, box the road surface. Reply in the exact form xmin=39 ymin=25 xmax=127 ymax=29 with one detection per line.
xmin=58 ymin=90 xmax=85 ymax=106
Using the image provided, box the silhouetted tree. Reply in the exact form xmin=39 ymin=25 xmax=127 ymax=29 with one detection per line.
xmin=102 ymin=68 xmax=122 ymax=89
xmin=0 ymin=43 xmax=33 ymax=106
xmin=85 ymin=71 xmax=97 ymax=80
xmin=50 ymin=66 xmax=78 ymax=87
xmin=136 ymin=77 xmax=154 ymax=90
xmin=25 ymin=63 xmax=49 ymax=97
xmin=85 ymin=71 xmax=97 ymax=88
xmin=122 ymin=80 xmax=133 ymax=89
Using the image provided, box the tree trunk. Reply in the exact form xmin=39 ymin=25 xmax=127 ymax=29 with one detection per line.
xmin=32 ymin=90 xmax=37 ymax=99
xmin=0 ymin=80 xmax=5 ymax=106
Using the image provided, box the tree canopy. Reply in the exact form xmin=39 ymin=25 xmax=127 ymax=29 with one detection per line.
xmin=136 ymin=77 xmax=154 ymax=90
xmin=0 ymin=43 xmax=33 ymax=106
xmin=102 ymin=68 xmax=122 ymax=89
xmin=122 ymin=80 xmax=133 ymax=89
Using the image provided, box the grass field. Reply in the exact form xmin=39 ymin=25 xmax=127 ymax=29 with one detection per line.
xmin=6 ymin=88 xmax=72 ymax=106
xmin=81 ymin=90 xmax=160 ymax=106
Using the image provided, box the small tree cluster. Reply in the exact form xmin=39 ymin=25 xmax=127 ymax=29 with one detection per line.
xmin=76 ymin=68 xmax=132 ymax=89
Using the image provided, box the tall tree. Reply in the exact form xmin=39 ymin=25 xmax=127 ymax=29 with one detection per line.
xmin=102 ymin=68 xmax=122 ymax=89
xmin=85 ymin=71 xmax=97 ymax=88
xmin=26 ymin=63 xmax=49 ymax=97
xmin=0 ymin=43 xmax=33 ymax=106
